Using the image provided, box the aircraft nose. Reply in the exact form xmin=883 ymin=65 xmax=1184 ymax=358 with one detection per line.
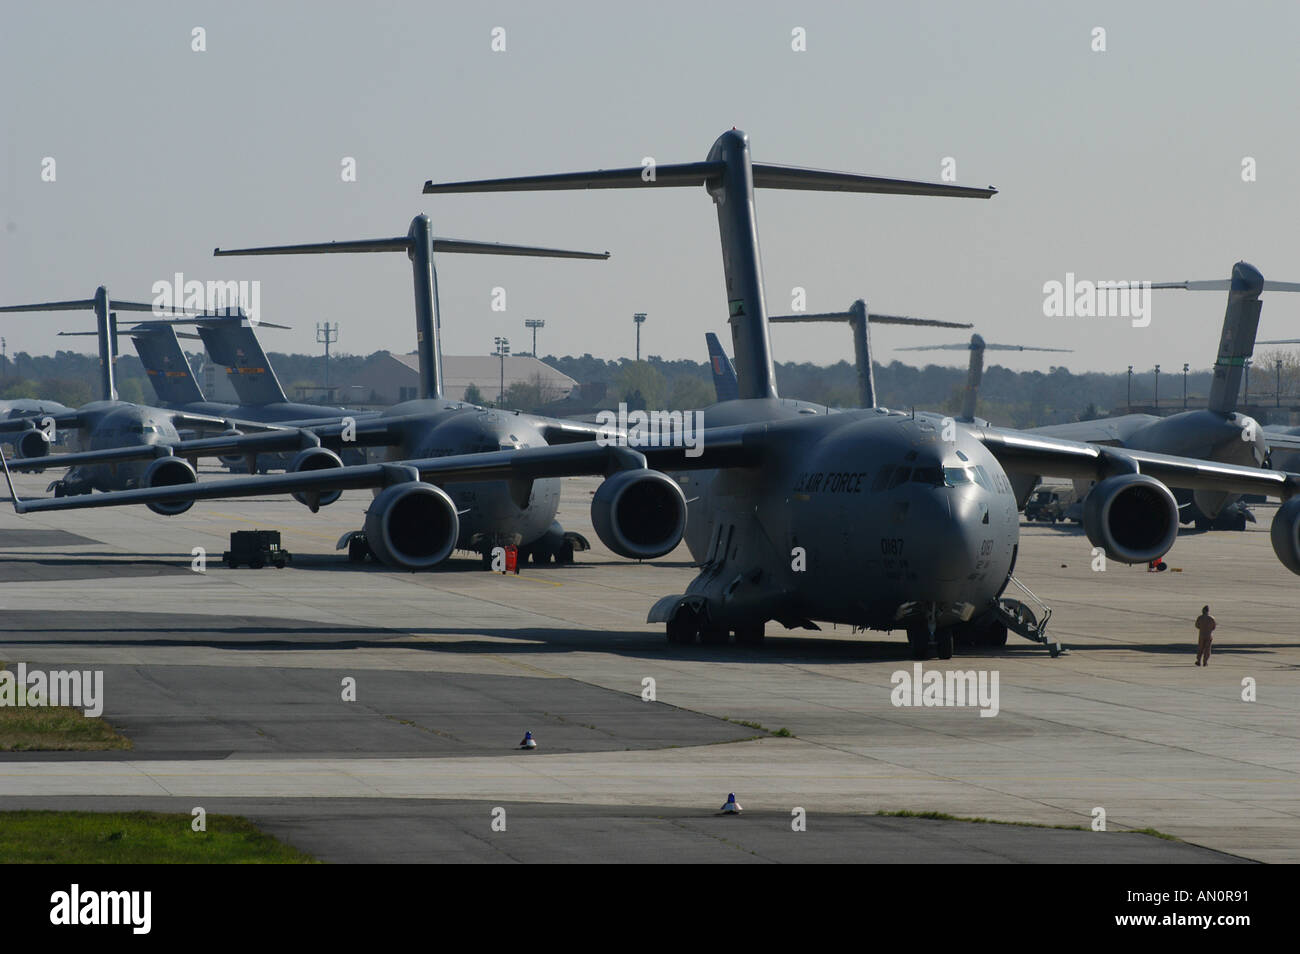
xmin=907 ymin=488 xmax=983 ymax=583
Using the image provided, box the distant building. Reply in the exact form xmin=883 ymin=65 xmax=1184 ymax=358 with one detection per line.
xmin=340 ymin=352 xmax=578 ymax=406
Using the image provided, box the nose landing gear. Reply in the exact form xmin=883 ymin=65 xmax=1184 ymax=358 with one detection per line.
xmin=906 ymin=605 xmax=953 ymax=661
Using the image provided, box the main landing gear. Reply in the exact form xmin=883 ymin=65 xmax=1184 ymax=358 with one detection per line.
xmin=665 ymin=604 xmax=766 ymax=647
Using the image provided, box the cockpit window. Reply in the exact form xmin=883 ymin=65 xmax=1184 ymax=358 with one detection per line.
xmin=943 ymin=466 xmax=974 ymax=486
xmin=870 ymin=465 xmax=893 ymax=492
xmin=971 ymin=465 xmax=995 ymax=492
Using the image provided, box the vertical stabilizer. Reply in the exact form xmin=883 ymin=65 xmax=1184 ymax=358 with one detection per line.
xmin=195 ymin=316 xmax=290 ymax=406
xmin=705 ymin=332 xmax=740 ymax=402
xmin=131 ymin=322 xmax=206 ymax=406
xmin=847 ymin=300 xmax=876 ymax=409
xmin=1208 ymin=262 xmax=1264 ymax=415
xmin=706 ymin=131 xmax=778 ymax=399
xmin=962 ymin=334 xmax=986 ymax=423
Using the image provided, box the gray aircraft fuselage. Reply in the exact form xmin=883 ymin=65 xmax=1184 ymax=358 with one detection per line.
xmin=1033 ymin=408 xmax=1264 ymax=517
xmin=62 ymin=402 xmax=186 ymax=493
xmin=376 ymin=399 xmax=561 ymax=552
xmin=669 ymin=399 xmax=1018 ymax=634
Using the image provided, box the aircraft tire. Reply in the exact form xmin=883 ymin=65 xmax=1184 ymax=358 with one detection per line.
xmin=735 ymin=624 xmax=765 ymax=646
xmin=936 ymin=630 xmax=954 ymax=660
xmin=906 ymin=624 xmax=932 ymax=661
xmin=666 ymin=609 xmax=698 ymax=645
xmin=700 ymin=623 xmax=730 ymax=645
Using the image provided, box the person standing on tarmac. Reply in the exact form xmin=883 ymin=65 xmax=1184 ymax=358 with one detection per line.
xmin=1195 ymin=605 xmax=1216 ymax=666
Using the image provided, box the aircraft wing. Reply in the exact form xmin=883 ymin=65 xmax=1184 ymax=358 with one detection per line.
xmin=3 ymin=442 xmax=652 ymax=514
xmin=975 ymin=426 xmax=1298 ymax=498
xmin=1027 ymin=416 xmax=1151 ymax=445
xmin=4 ymin=416 xmax=407 ymax=473
xmin=168 ymin=410 xmax=251 ymax=432
xmin=0 ymin=412 xmax=84 ymax=435
xmin=1264 ymin=431 xmax=1300 ymax=453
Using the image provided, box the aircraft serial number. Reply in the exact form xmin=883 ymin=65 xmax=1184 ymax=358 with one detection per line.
xmin=792 ymin=471 xmax=868 ymax=493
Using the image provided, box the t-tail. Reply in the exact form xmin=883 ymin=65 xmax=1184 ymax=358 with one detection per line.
xmin=215 ymin=217 xmax=608 ymax=401
xmin=769 ymin=300 xmax=972 ymax=408
xmin=899 ymin=335 xmax=1071 ymax=422
xmin=424 ymin=129 xmax=996 ymax=402
xmin=705 ymin=332 xmax=739 ymax=402
xmin=0 ymin=286 xmax=169 ymax=402
xmin=1151 ymin=262 xmax=1300 ymax=415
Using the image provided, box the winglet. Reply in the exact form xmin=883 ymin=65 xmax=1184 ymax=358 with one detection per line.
xmin=0 ymin=447 xmax=28 ymax=514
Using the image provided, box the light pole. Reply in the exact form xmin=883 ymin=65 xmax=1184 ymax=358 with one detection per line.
xmin=1182 ymin=362 xmax=1189 ymax=409
xmin=1277 ymin=358 xmax=1283 ymax=408
xmin=1127 ymin=365 xmax=1133 ymax=407
xmin=493 ymin=336 xmax=510 ymax=405
xmin=316 ymin=322 xmax=339 ymax=389
xmin=524 ymin=319 xmax=545 ymax=357
xmin=1244 ymin=357 xmax=1252 ymax=407
xmin=1153 ymin=364 xmax=1160 ymax=410
xmin=633 ymin=312 xmax=646 ymax=362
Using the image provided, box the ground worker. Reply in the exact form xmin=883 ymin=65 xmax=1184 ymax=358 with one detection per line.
xmin=1195 ymin=605 xmax=1216 ymax=666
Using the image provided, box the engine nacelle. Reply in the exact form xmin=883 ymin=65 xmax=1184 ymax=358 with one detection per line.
xmin=591 ymin=469 xmax=687 ymax=560
xmin=363 ymin=481 xmax=459 ymax=569
xmin=289 ymin=447 xmax=344 ymax=508
xmin=217 ymin=429 xmax=245 ymax=469
xmin=1270 ymin=497 xmax=1300 ymax=575
xmin=13 ymin=429 xmax=51 ymax=460
xmin=1083 ymin=473 xmax=1179 ymax=565
xmin=141 ymin=456 xmax=197 ymax=516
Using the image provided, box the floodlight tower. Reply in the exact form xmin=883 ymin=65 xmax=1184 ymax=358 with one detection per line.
xmin=524 ymin=318 xmax=545 ymax=356
xmin=494 ymin=336 xmax=510 ymax=404
xmin=633 ymin=312 xmax=646 ymax=361
xmin=317 ymin=321 xmax=339 ymax=388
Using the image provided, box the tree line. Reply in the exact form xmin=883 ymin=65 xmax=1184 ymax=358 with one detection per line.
xmin=5 ymin=348 xmax=1299 ymax=427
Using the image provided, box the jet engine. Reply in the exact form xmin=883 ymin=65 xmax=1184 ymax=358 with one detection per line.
xmin=13 ymin=429 xmax=51 ymax=460
xmin=1083 ymin=473 xmax=1179 ymax=565
xmin=591 ymin=469 xmax=687 ymax=560
xmin=141 ymin=456 xmax=197 ymax=516
xmin=1269 ymin=497 xmax=1300 ymax=575
xmin=217 ymin=429 xmax=245 ymax=470
xmin=288 ymin=447 xmax=344 ymax=508
xmin=363 ymin=481 xmax=459 ymax=569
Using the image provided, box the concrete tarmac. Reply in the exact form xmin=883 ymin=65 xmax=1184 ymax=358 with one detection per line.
xmin=0 ymin=469 xmax=1295 ymax=862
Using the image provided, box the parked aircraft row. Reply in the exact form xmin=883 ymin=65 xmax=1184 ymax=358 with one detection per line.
xmin=7 ymin=130 xmax=1300 ymax=659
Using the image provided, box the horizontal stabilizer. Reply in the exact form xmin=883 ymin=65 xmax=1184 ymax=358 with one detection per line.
xmin=750 ymin=163 xmax=996 ymax=199
xmin=1153 ymin=279 xmax=1300 ymax=292
xmin=424 ymin=162 xmax=726 ymax=194
xmin=899 ymin=342 xmax=1072 ymax=352
xmin=217 ymin=238 xmax=608 ymax=260
xmin=0 ymin=298 xmax=159 ymax=313
xmin=425 ymin=162 xmax=995 ymax=200
xmin=770 ymin=311 xmax=971 ymax=329
xmin=216 ymin=238 xmax=409 ymax=256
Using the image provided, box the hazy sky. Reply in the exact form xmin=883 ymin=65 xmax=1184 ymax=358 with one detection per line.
xmin=4 ymin=1 xmax=1299 ymax=376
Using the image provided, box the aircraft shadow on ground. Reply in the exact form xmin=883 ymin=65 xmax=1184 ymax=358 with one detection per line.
xmin=0 ymin=613 xmax=1072 ymax=665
